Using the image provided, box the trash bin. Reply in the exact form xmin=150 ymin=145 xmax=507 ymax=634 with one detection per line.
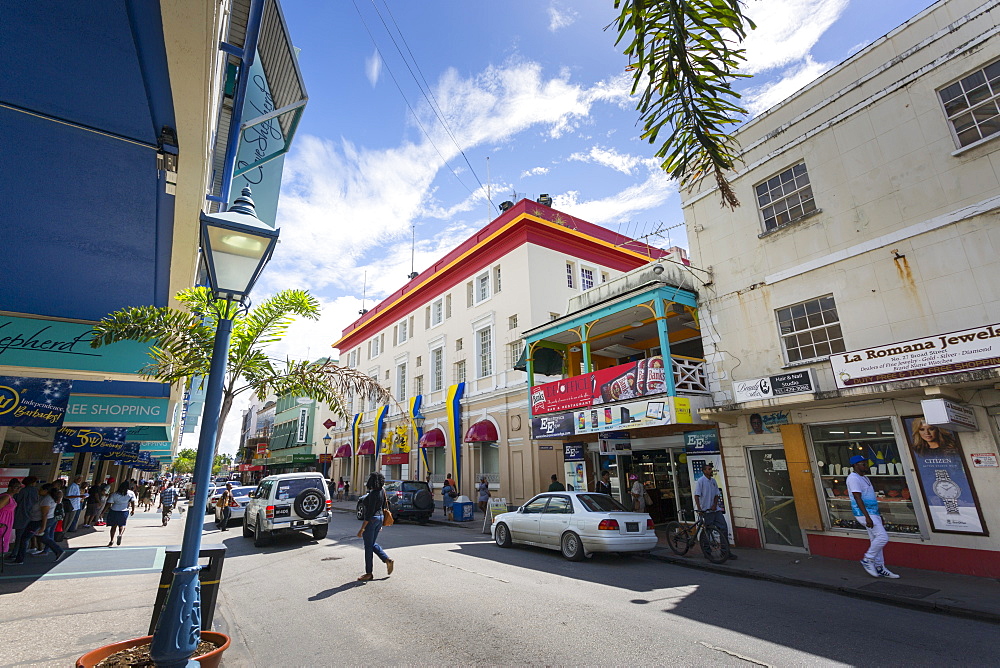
xmin=452 ymin=502 xmax=474 ymax=522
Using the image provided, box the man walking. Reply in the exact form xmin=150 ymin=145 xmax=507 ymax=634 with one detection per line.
xmin=848 ymin=455 xmax=899 ymax=578
xmin=547 ymin=474 xmax=565 ymax=492
xmin=158 ymin=482 xmax=178 ymax=526
xmin=693 ymin=463 xmax=736 ymax=560
xmin=216 ymin=482 xmax=235 ymax=531
xmin=65 ymin=476 xmax=85 ymax=533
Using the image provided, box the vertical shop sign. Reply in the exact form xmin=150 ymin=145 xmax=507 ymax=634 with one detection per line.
xmin=296 ymin=407 xmax=309 ymax=444
xmin=903 ymin=416 xmax=986 ymax=535
xmin=0 ymin=376 xmax=73 ymax=427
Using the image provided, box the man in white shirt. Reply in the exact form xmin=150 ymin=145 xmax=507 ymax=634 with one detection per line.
xmin=847 ymin=455 xmax=899 ymax=578
xmin=693 ymin=463 xmax=736 ymax=559
xmin=65 ymin=476 xmax=85 ymax=533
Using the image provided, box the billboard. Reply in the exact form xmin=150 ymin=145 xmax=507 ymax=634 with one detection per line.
xmin=531 ymin=356 xmax=668 ymax=415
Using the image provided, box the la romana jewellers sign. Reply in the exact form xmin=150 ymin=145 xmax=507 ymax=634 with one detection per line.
xmin=830 ymin=324 xmax=1000 ymax=389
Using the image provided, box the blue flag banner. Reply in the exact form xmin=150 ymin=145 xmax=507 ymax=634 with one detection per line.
xmin=0 ymin=375 xmax=73 ymax=427
xmin=101 ymin=441 xmax=140 ymax=463
xmin=53 ymin=426 xmax=128 ymax=454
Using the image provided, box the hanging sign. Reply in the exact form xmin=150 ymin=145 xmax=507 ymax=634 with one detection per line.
xmin=53 ymin=426 xmax=128 ymax=453
xmin=531 ymin=356 xmax=668 ymax=415
xmin=0 ymin=376 xmax=73 ymax=427
xmin=921 ymin=398 xmax=978 ymax=432
xmin=734 ymin=369 xmax=817 ymax=402
xmin=684 ymin=429 xmax=720 ymax=454
xmin=531 ymin=412 xmax=576 ymax=439
xmin=0 ymin=315 xmax=151 ymax=375
xmin=296 ymin=407 xmax=309 ymax=444
xmin=563 ymin=443 xmax=585 ymax=461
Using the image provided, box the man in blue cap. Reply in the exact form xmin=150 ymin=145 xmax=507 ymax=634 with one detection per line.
xmin=847 ymin=454 xmax=899 ymax=578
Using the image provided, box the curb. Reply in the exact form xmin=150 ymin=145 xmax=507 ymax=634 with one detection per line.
xmin=642 ymin=550 xmax=1000 ymax=625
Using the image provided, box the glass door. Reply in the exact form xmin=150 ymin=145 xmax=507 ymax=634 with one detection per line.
xmin=747 ymin=447 xmax=805 ymax=550
xmin=670 ymin=449 xmax=694 ymax=522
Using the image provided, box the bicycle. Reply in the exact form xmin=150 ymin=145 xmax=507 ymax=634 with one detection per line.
xmin=665 ymin=511 xmax=731 ymax=563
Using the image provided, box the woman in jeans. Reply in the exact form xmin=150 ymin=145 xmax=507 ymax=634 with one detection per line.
xmin=355 ymin=472 xmax=393 ymax=581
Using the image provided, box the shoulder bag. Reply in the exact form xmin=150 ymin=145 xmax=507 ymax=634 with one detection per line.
xmin=382 ymin=490 xmax=394 ymax=527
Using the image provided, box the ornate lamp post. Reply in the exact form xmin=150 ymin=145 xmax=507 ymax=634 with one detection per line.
xmin=322 ymin=433 xmax=332 ymax=477
xmin=150 ymin=188 xmax=278 ymax=667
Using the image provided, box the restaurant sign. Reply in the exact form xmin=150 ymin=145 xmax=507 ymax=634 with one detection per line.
xmin=531 ymin=356 xmax=668 ymax=415
xmin=531 ymin=397 xmax=695 ymax=439
xmin=830 ymin=324 xmax=1000 ymax=389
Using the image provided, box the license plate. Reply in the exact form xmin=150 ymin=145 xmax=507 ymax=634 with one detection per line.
xmin=273 ymin=506 xmax=291 ymax=518
xmin=626 ymin=522 xmax=639 ymax=532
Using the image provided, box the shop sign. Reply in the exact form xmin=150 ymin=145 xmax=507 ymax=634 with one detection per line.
xmin=65 ymin=395 xmax=170 ymax=424
xmin=572 ymin=396 xmax=693 ymax=434
xmin=831 ymin=324 xmax=1000 ymax=389
xmin=323 ymin=418 xmax=336 ymax=430
xmin=971 ymin=453 xmax=997 ymax=467
xmin=902 ymin=415 xmax=987 ymax=535
xmin=127 ymin=425 xmax=171 ymax=442
xmin=734 ymin=369 xmax=817 ymax=403
xmin=684 ymin=429 xmax=720 ymax=454
xmin=531 ymin=412 xmax=576 ymax=439
xmin=921 ymin=398 xmax=978 ymax=432
xmin=531 ymin=356 xmax=669 ymax=415
xmin=0 ymin=375 xmax=73 ymax=427
xmin=748 ymin=411 xmax=791 ymax=435
xmin=318 ymin=454 xmax=333 ymax=463
xmin=563 ymin=443 xmax=585 ymax=461
xmin=598 ymin=437 xmax=631 ymax=455
xmin=296 ymin=407 xmax=309 ymax=444
xmin=53 ymin=426 xmax=127 ymax=453
xmin=256 ymin=442 xmax=268 ymax=454
xmin=0 ymin=315 xmax=153 ymax=376
xmin=292 ymin=454 xmax=315 ymax=463
xmin=382 ymin=453 xmax=408 ymax=465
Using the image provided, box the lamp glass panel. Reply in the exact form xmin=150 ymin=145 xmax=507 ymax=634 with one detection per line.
xmin=206 ymin=225 xmax=269 ymax=293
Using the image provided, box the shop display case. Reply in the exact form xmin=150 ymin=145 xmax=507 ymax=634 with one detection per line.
xmin=810 ymin=420 xmax=920 ymax=534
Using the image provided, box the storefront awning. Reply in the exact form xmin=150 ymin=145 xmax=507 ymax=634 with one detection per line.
xmin=334 ymin=443 xmax=353 ymax=458
xmin=464 ymin=421 xmax=499 ymax=443
xmin=357 ymin=439 xmax=376 ymax=456
xmin=419 ymin=428 xmax=446 ymax=448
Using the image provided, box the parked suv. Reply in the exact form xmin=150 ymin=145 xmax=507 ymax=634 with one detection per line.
xmin=244 ymin=473 xmax=331 ymax=546
xmin=356 ymin=480 xmax=434 ymax=524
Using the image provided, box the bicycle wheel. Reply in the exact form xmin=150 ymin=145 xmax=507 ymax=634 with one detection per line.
xmin=701 ymin=526 xmax=730 ymax=564
xmin=665 ymin=521 xmax=693 ymax=556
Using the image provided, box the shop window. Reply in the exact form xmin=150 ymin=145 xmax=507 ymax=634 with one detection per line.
xmin=939 ymin=58 xmax=1000 ymax=148
xmin=810 ymin=420 xmax=919 ymax=534
xmin=755 ymin=162 xmax=817 ymax=232
xmin=776 ymin=295 xmax=845 ymax=363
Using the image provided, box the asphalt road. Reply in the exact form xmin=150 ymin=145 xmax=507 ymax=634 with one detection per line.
xmin=211 ymin=512 xmax=996 ymax=667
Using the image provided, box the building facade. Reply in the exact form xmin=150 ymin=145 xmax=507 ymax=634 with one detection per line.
xmin=681 ymin=0 xmax=1000 ymax=577
xmin=328 ymin=199 xmax=666 ymax=504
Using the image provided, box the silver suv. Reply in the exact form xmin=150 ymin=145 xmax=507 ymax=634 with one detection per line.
xmin=244 ymin=473 xmax=331 ymax=546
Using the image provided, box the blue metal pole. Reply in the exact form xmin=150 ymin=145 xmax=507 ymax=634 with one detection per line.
xmin=151 ymin=314 xmax=233 ymax=667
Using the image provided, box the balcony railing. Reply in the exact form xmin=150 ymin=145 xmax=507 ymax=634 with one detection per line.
xmin=671 ymin=355 xmax=710 ymax=394
xmin=476 ymin=472 xmax=501 ymax=484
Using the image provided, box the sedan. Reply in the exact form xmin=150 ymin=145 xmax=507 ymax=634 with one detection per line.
xmin=491 ymin=491 xmax=657 ymax=561
xmin=213 ymin=486 xmax=257 ymax=524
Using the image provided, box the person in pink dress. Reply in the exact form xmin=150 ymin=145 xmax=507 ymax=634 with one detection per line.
xmin=1 ymin=479 xmax=23 ymax=559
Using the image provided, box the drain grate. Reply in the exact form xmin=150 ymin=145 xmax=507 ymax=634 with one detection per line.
xmin=858 ymin=581 xmax=939 ymax=599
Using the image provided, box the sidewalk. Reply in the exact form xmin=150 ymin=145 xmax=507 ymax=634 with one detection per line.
xmin=329 ymin=498 xmax=1000 ymax=624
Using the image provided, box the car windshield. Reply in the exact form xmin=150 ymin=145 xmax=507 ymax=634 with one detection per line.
xmin=232 ymin=487 xmax=254 ymax=497
xmin=274 ymin=478 xmax=324 ymax=500
xmin=401 ymin=482 xmax=428 ymax=492
xmin=577 ymin=494 xmax=630 ymax=512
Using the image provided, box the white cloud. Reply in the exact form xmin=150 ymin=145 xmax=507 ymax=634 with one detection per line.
xmin=547 ymin=3 xmax=578 ymax=32
xmin=365 ymin=49 xmax=382 ymax=87
xmin=740 ymin=0 xmax=849 ymax=75
xmin=743 ymin=56 xmax=835 ymax=116
xmin=553 ymin=168 xmax=676 ymax=225
xmin=520 ymin=166 xmax=549 ymax=178
xmin=568 ymin=146 xmax=652 ymax=175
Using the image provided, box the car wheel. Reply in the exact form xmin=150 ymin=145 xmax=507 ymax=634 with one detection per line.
xmin=494 ymin=523 xmax=512 ymax=548
xmin=665 ymin=521 xmax=693 ymax=556
xmin=312 ymin=524 xmax=329 ymax=540
xmin=253 ymin=516 xmax=271 ymax=547
xmin=356 ymin=502 xmax=364 ymax=520
xmin=561 ymin=532 xmax=584 ymax=561
xmin=242 ymin=518 xmax=252 ymax=538
xmin=294 ymin=488 xmax=325 ymax=520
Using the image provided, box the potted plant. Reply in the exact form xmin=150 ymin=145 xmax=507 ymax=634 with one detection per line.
xmin=76 ymin=630 xmax=230 ymax=668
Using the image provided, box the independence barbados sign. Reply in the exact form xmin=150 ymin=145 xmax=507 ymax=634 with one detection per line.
xmin=0 ymin=376 xmax=73 ymax=427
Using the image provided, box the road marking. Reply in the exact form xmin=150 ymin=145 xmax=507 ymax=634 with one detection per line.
xmin=697 ymin=641 xmax=772 ymax=667
xmin=421 ymin=557 xmax=509 ymax=583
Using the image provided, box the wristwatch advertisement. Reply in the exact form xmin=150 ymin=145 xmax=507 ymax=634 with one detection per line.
xmin=932 ymin=470 xmax=962 ymax=515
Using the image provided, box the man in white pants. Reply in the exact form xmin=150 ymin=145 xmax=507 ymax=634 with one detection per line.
xmin=847 ymin=455 xmax=899 ymax=578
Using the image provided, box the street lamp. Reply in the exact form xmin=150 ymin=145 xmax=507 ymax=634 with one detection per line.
xmin=151 ymin=187 xmax=278 ymax=667
xmin=322 ymin=433 xmax=332 ymax=478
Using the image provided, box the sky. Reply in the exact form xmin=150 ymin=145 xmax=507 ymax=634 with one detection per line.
xmin=208 ymin=0 xmax=932 ymax=456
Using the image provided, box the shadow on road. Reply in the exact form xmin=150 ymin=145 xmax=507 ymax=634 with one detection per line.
xmin=308 ymin=580 xmax=367 ymax=600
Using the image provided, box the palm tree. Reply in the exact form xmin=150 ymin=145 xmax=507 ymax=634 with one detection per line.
xmin=90 ymin=287 xmax=390 ymax=447
xmin=611 ymin=0 xmax=755 ymax=208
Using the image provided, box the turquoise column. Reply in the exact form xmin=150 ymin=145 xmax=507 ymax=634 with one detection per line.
xmin=581 ymin=324 xmax=592 ymax=373
xmin=654 ymin=299 xmax=676 ymax=396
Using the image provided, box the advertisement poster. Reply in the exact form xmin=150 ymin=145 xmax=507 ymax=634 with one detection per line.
xmin=686 ymin=453 xmax=732 ymax=540
xmin=572 ymin=397 xmax=692 ymax=435
xmin=748 ymin=411 xmax=791 ymax=435
xmin=0 ymin=376 xmax=73 ymax=427
xmin=903 ymin=416 xmax=986 ymax=535
xmin=531 ymin=356 xmax=668 ymax=415
xmin=53 ymin=426 xmax=128 ymax=454
xmin=0 ymin=467 xmax=30 ymax=491
xmin=531 ymin=412 xmax=576 ymax=439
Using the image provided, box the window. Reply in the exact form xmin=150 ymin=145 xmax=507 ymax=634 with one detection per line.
xmin=508 ymin=339 xmax=524 ymax=368
xmin=454 ymin=359 xmax=467 ymax=383
xmin=544 ymin=496 xmax=573 ymax=514
xmin=396 ymin=319 xmax=408 ymax=344
xmin=370 ymin=335 xmax=381 ymax=358
xmin=385 ymin=369 xmax=390 ymax=380
xmin=396 ymin=363 xmax=407 ymax=400
xmin=456 ymin=338 xmax=463 ymax=352
xmin=755 ymin=162 xmax=817 ymax=232
xmin=467 ymin=281 xmax=474 ymax=307
xmin=445 ymin=294 xmax=452 ymax=319
xmin=601 ymin=272 xmax=610 ymax=283
xmin=939 ymin=59 xmax=1000 ymax=148
xmin=565 ymin=262 xmax=575 ymax=288
xmin=425 ymin=306 xmax=431 ymax=329
xmin=415 ymin=355 xmax=422 ymax=368
xmin=368 ymin=373 xmax=379 ymax=410
xmin=508 ymin=314 xmax=518 ymax=330
xmin=430 ymin=348 xmax=444 ymax=391
xmin=493 ymin=266 xmax=501 ymax=293
xmin=414 ymin=375 xmax=423 ymax=396
xmin=431 ymin=299 xmax=444 ymax=327
xmin=581 ymin=266 xmax=595 ymax=290
xmin=522 ymin=497 xmax=548 ymax=514
xmin=474 ymin=272 xmax=490 ymax=303
xmin=776 ymin=295 xmax=845 ymax=363
xmin=810 ymin=420 xmax=918 ymax=534
xmin=476 ymin=327 xmax=493 ymax=377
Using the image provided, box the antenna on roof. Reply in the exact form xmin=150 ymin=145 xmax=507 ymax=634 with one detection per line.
xmin=408 ymin=225 xmax=417 ymax=280
xmin=359 ymin=271 xmax=368 ymax=315
xmin=487 ymin=156 xmax=492 ymax=221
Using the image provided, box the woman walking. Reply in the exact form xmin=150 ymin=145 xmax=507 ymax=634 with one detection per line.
xmin=355 ymin=472 xmax=393 ymax=581
xmin=336 ymin=477 xmax=344 ymax=502
xmin=476 ymin=476 xmax=491 ymax=519
xmin=1 ymin=479 xmax=21 ymax=560
xmin=12 ymin=485 xmax=65 ymax=563
xmin=105 ymin=482 xmax=137 ymax=547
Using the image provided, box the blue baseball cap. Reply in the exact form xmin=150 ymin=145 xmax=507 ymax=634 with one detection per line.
xmin=849 ymin=455 xmax=866 ymax=465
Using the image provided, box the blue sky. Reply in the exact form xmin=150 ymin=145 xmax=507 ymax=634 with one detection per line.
xmin=214 ymin=0 xmax=930 ymax=453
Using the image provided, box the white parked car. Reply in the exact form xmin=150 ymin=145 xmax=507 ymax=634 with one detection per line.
xmin=491 ymin=491 xmax=657 ymax=560
xmin=244 ymin=473 xmax=332 ymax=546
xmin=204 ymin=484 xmax=218 ymax=512
xmin=212 ymin=486 xmax=257 ymax=524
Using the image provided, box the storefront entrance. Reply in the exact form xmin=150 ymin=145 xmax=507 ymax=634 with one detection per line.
xmin=747 ymin=446 xmax=804 ymax=550
xmin=631 ymin=449 xmax=694 ymax=525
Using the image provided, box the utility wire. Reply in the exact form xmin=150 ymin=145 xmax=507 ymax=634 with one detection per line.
xmin=350 ymin=0 xmax=479 ymax=199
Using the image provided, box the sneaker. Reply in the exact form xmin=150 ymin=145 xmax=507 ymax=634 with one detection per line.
xmin=860 ymin=558 xmax=880 ymax=577
xmin=876 ymin=565 xmax=900 ymax=579
xmin=54 ymin=551 xmax=67 ymax=562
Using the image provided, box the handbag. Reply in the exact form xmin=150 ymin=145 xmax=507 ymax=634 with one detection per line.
xmin=382 ymin=491 xmax=394 ymax=527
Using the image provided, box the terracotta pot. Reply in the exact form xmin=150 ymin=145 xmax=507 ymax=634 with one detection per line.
xmin=76 ymin=631 xmax=231 ymax=668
